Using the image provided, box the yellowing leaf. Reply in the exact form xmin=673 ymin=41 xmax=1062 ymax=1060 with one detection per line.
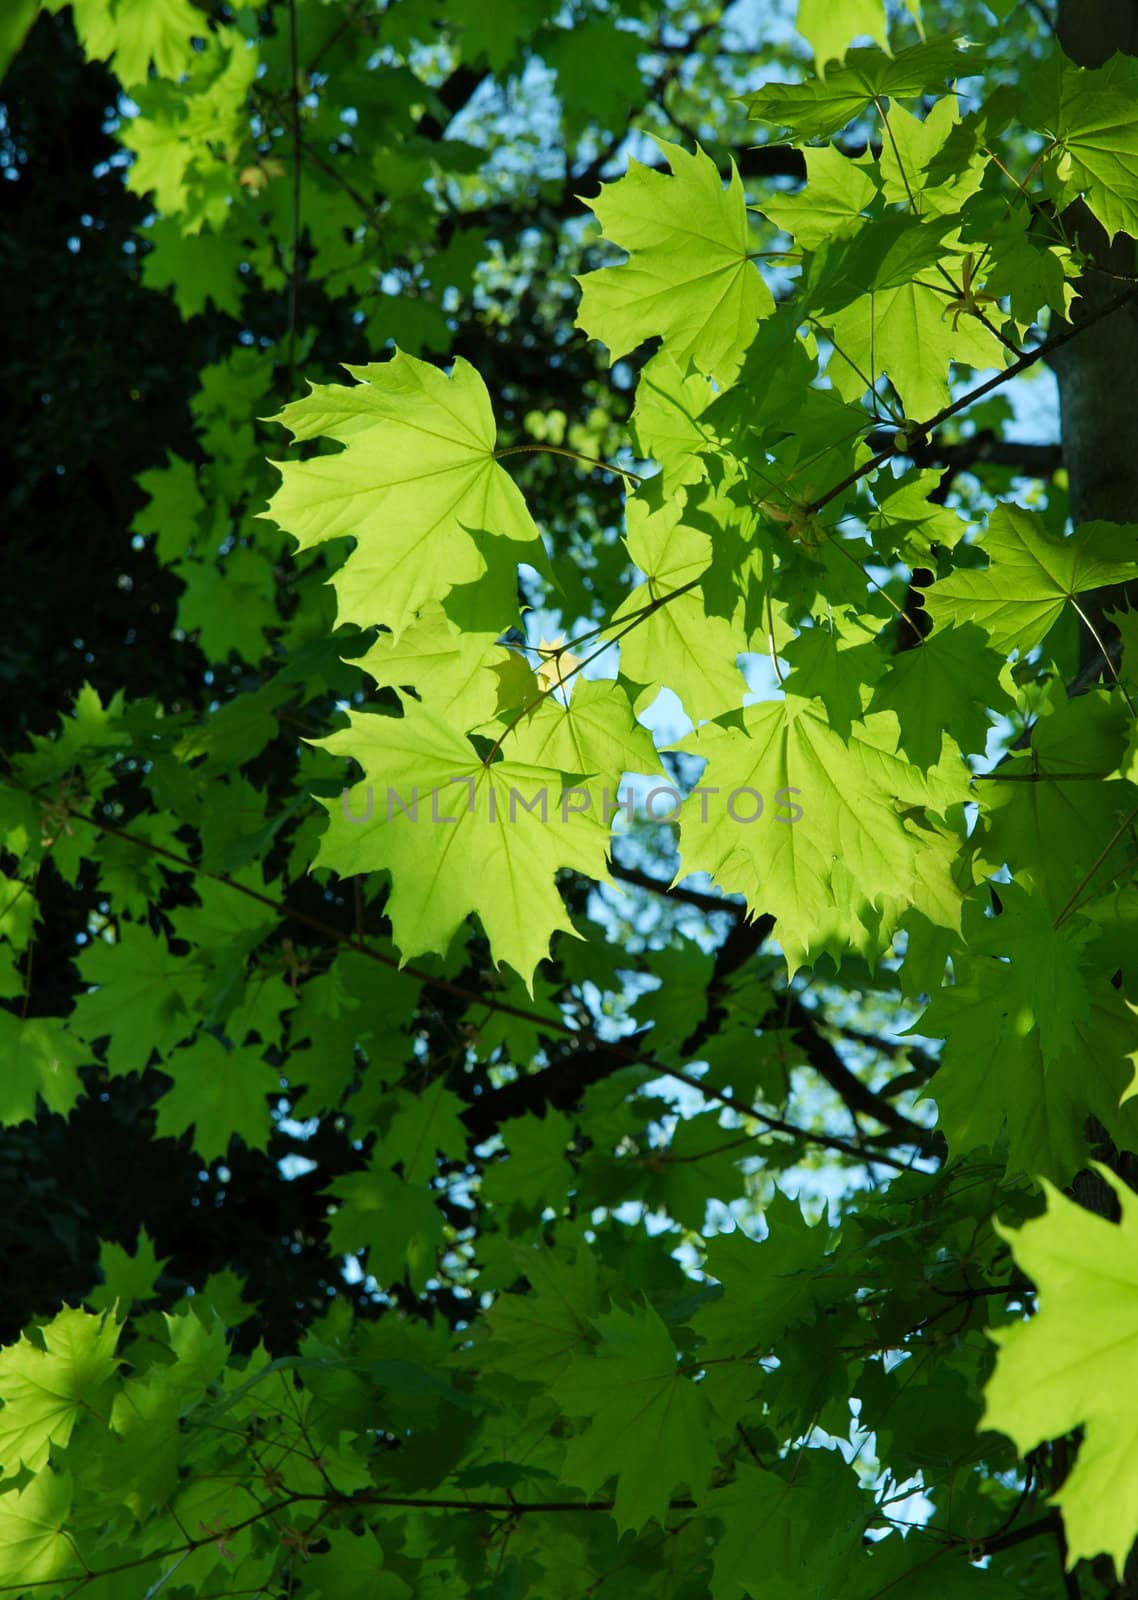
xmin=576 ymin=137 xmax=772 ymax=384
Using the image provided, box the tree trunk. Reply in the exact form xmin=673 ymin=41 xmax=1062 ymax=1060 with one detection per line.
xmin=1052 ymin=5 xmax=1138 ymax=1591
xmin=1051 ymin=0 xmax=1138 ymax=671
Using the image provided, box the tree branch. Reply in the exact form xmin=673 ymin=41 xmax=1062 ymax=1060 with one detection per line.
xmin=866 ymin=426 xmax=1063 ymax=478
xmin=20 ymin=791 xmax=920 ymax=1170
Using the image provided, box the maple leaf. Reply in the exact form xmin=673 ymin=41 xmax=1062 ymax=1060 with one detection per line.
xmin=0 ymin=1012 xmax=86 ymax=1127
xmin=760 ymin=143 xmax=878 ymax=249
xmin=314 ymin=703 xmax=613 ymax=988
xmin=87 ymin=1230 xmax=170 ymax=1314
xmin=324 ymin=1163 xmax=445 ymax=1294
xmin=0 ymin=1308 xmax=121 ymax=1472
xmin=928 ymin=504 xmax=1138 ymax=655
xmin=0 ymin=1470 xmax=77 ymax=1588
xmin=507 ymin=676 xmax=663 ymax=779
xmin=868 ymin=621 xmax=1014 ymax=765
xmin=481 ymin=1244 xmax=602 ymax=1385
xmin=677 ymin=692 xmax=969 ymax=971
xmin=71 ymin=924 xmax=199 ymax=1075
xmin=985 ymin=1167 xmax=1138 ymax=1573
xmin=702 ymin=1454 xmax=865 ymax=1600
xmin=576 ymin=136 xmax=773 ymax=383
xmin=796 ymin=0 xmax=888 ymax=76
xmin=358 ymin=602 xmax=510 ymax=726
xmin=609 ymin=492 xmax=747 ymax=723
xmin=630 ymin=352 xmax=717 ymax=492
xmin=265 ymin=352 xmax=541 ymax=637
xmin=1028 ymin=51 xmax=1138 ymax=241
xmin=153 ymin=1034 xmax=278 ymax=1164
xmin=552 ymin=1299 xmax=717 ymax=1532
xmin=480 ymin=1109 xmax=576 ymax=1224
xmin=746 ymin=39 xmax=975 ymax=139
xmin=825 ymin=269 xmax=1008 ymax=419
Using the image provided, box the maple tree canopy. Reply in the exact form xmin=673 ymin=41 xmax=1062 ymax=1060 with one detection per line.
xmin=3 ymin=0 xmax=1138 ymax=1595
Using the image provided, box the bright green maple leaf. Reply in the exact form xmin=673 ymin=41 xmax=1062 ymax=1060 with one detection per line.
xmin=609 ymin=493 xmax=746 ymax=724
xmin=576 ymin=137 xmax=772 ymax=384
xmin=0 ymin=1470 xmax=77 ymax=1588
xmin=0 ymin=1013 xmax=86 ymax=1127
xmin=508 ymin=677 xmax=663 ymax=781
xmin=677 ymin=692 xmax=968 ymax=971
xmin=796 ymin=0 xmax=888 ymax=76
xmin=358 ymin=602 xmax=510 ymax=727
xmin=314 ymin=703 xmax=614 ymax=988
xmin=102 ymin=0 xmax=202 ymax=84
xmin=629 ymin=353 xmax=717 ymax=493
xmin=985 ymin=1167 xmax=1138 ymax=1573
xmin=141 ymin=219 xmax=243 ymax=319
xmin=746 ymin=39 xmax=973 ymax=140
xmin=160 ymin=1305 xmax=230 ymax=1395
xmin=552 ymin=1299 xmax=716 ymax=1532
xmin=879 ymin=97 xmax=986 ymax=215
xmin=868 ymin=469 xmax=966 ymax=560
xmin=781 ymin=614 xmax=887 ymax=740
xmin=928 ymin=505 xmax=1138 ymax=656
xmin=1029 ymin=52 xmax=1138 ymax=242
xmin=265 ymin=352 xmax=540 ymax=637
xmin=761 ymin=144 xmax=878 ymax=249
xmin=0 ymin=1307 xmax=121 ymax=1473
xmin=826 ymin=270 xmax=1008 ymax=419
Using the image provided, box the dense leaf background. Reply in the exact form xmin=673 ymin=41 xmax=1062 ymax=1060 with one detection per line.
xmin=2 ymin=0 xmax=1138 ymax=1595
